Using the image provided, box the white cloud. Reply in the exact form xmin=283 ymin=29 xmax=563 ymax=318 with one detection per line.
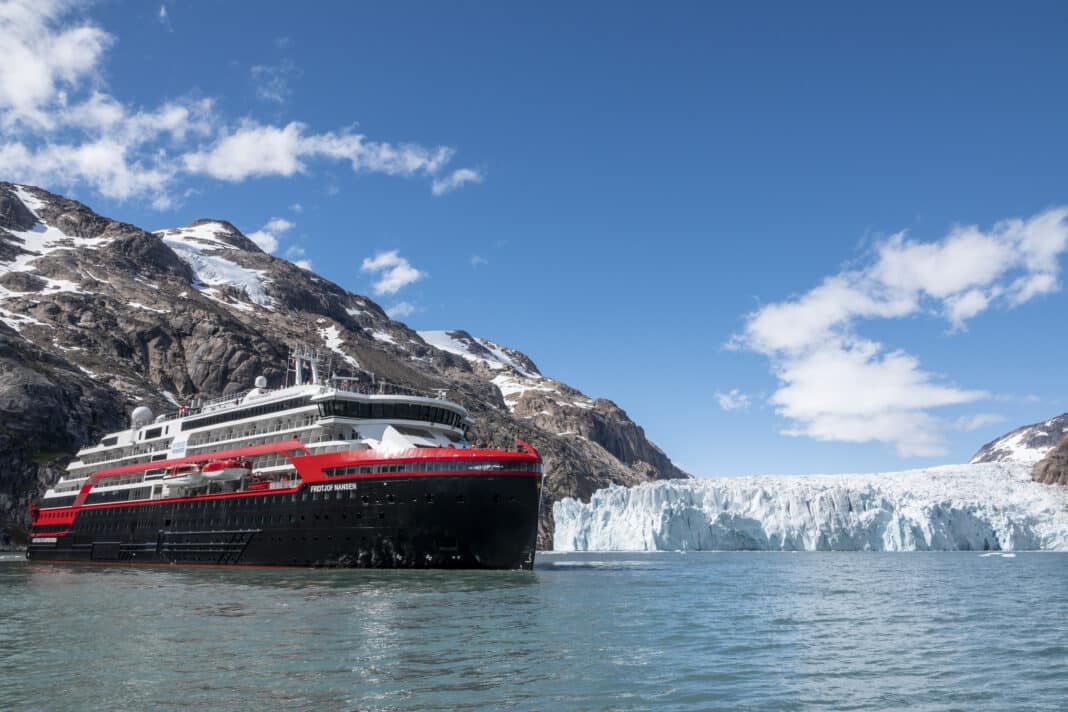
xmin=470 ymin=254 xmax=487 ymax=267
xmin=181 ymin=121 xmax=303 ymax=180
xmin=157 ymin=4 xmax=171 ymax=31
xmin=953 ymin=414 xmax=1005 ymax=432
xmin=246 ymin=216 xmax=294 ymax=254
xmin=289 ymin=202 xmax=303 ymax=213
xmin=432 ymin=167 xmax=483 ymax=196
xmin=715 ymin=389 xmax=750 ymax=412
xmin=250 ymin=59 xmax=301 ymax=104
xmin=284 ymin=244 xmax=312 ymax=270
xmin=386 ymin=301 xmax=416 ymax=318
xmin=264 ymin=217 xmax=293 ymax=233
xmin=182 ymin=121 xmax=457 ymax=186
xmin=735 ymin=208 xmax=1068 ymax=456
xmin=0 ymin=136 xmax=175 ymax=201
xmin=768 ymin=338 xmax=986 ymax=457
xmin=0 ymin=0 xmax=113 ymax=130
xmin=0 ymin=3 xmax=483 ymax=207
xmin=360 ymin=250 xmax=424 ymax=295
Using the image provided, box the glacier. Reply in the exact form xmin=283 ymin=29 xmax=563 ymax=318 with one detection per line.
xmin=552 ymin=463 xmax=1068 ymax=552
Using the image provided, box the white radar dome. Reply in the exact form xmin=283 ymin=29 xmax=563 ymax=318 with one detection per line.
xmin=254 ymin=375 xmax=268 ymax=388
xmin=131 ymin=406 xmax=154 ymax=428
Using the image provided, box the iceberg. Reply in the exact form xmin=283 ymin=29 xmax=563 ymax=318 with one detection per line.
xmin=553 ymin=463 xmax=1068 ymax=552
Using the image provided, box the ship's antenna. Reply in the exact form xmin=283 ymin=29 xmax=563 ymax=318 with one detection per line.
xmin=287 ymin=344 xmax=330 ymax=385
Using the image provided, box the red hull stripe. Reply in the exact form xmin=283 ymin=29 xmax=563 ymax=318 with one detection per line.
xmin=36 ymin=468 xmax=539 ymax=515
xmin=291 ymin=450 xmax=540 ymax=484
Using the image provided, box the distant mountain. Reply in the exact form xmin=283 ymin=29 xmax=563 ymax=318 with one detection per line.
xmin=0 ymin=183 xmax=687 ymax=548
xmin=969 ymin=414 xmax=1068 ymax=465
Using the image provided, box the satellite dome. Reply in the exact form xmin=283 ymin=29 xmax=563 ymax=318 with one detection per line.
xmin=254 ymin=375 xmax=268 ymax=388
xmin=131 ymin=406 xmax=154 ymax=428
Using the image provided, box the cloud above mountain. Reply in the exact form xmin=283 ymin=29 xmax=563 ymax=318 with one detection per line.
xmin=733 ymin=207 xmax=1068 ymax=457
xmin=0 ymin=1 xmax=482 ymax=208
xmin=360 ymin=250 xmax=425 ymax=295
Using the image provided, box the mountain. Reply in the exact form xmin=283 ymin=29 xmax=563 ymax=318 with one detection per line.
xmin=0 ymin=183 xmax=688 ymax=549
xmin=969 ymin=414 xmax=1068 ymax=465
xmin=1033 ymin=435 xmax=1068 ymax=486
xmin=553 ymin=463 xmax=1068 ymax=552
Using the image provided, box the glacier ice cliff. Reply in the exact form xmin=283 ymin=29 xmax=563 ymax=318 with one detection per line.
xmin=552 ymin=463 xmax=1068 ymax=551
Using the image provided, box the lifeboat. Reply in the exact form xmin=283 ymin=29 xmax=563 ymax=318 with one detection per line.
xmin=161 ymin=464 xmax=203 ymax=487
xmin=202 ymin=458 xmax=253 ymax=482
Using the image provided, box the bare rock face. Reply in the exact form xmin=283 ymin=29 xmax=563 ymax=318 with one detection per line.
xmin=103 ymin=230 xmax=196 ymax=281
xmin=0 ymin=183 xmax=688 ymax=548
xmin=0 ymin=328 xmax=125 ymax=541
xmin=0 ymin=187 xmax=38 ymax=231
xmin=1033 ymin=434 xmax=1068 ymax=485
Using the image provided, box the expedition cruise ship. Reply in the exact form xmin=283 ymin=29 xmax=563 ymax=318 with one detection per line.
xmin=27 ymin=349 xmax=543 ymax=569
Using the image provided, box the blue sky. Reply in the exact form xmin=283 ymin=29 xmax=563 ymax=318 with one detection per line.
xmin=2 ymin=1 xmax=1067 ymax=475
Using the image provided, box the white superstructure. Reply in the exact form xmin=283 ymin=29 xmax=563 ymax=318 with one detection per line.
xmin=41 ymin=356 xmax=473 ymax=509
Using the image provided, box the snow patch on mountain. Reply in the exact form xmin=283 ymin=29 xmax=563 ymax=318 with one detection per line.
xmin=970 ymin=414 xmax=1068 ymax=465
xmin=0 ymin=306 xmax=47 ymax=333
xmin=126 ymin=301 xmax=169 ymax=314
xmin=12 ymin=185 xmax=47 ymax=215
xmin=319 ymin=325 xmax=360 ymax=369
xmin=553 ymin=463 xmax=1068 ymax=552
xmin=155 ymin=222 xmax=237 ymax=250
xmin=371 ymin=330 xmax=397 ymax=345
xmin=418 ymin=330 xmax=538 ymax=376
xmin=491 ymin=373 xmax=555 ymax=400
xmin=419 ymin=329 xmax=598 ymax=414
xmin=972 ymin=430 xmax=1051 ymax=465
xmin=1 ymin=186 xmax=110 ymax=294
xmin=158 ymin=226 xmax=273 ymax=309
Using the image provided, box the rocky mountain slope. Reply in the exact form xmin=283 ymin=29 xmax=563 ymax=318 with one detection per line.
xmin=1033 ymin=434 xmax=1068 ymax=486
xmin=0 ymin=182 xmax=687 ymax=549
xmin=969 ymin=414 xmax=1068 ymax=466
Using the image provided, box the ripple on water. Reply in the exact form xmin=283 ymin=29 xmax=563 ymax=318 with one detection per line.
xmin=0 ymin=553 xmax=1066 ymax=711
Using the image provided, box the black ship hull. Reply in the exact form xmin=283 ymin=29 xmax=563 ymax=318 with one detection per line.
xmin=28 ymin=474 xmax=542 ymax=570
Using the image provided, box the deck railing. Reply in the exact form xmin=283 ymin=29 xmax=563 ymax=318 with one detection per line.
xmin=165 ymin=379 xmax=451 ymax=422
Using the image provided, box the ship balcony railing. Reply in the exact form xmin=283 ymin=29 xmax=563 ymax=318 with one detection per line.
xmin=162 ymin=379 xmax=449 ymax=423
xmin=173 ymin=387 xmax=265 ymax=418
xmin=330 ymin=378 xmax=449 ymax=401
xmin=187 ymin=417 xmax=319 ymax=449
xmin=76 ymin=447 xmax=169 ymax=470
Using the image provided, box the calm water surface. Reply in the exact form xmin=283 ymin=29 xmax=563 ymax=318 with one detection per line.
xmin=1 ymin=552 xmax=1065 ymax=711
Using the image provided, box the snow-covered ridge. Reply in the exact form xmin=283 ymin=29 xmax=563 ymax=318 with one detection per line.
xmin=419 ymin=329 xmax=596 ymax=413
xmin=2 ymin=185 xmax=112 ymax=284
xmin=0 ymin=185 xmax=109 ymax=330
xmin=418 ymin=330 xmax=539 ymax=376
xmin=553 ymin=463 xmax=1068 ymax=552
xmin=970 ymin=414 xmax=1068 ymax=465
xmin=155 ymin=223 xmax=273 ymax=309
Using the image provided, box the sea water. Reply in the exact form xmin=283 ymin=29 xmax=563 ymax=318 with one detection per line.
xmin=1 ymin=552 xmax=1065 ymax=711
